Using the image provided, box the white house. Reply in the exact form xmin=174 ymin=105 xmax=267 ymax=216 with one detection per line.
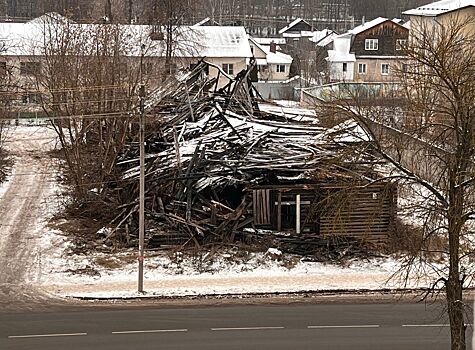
xmin=0 ymin=12 xmax=254 ymax=106
xmin=326 ymin=17 xmax=409 ymax=83
xmin=248 ymin=37 xmax=293 ymax=81
xmin=327 ymin=33 xmax=356 ymax=81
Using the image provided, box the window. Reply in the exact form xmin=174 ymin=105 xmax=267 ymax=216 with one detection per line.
xmin=20 ymin=61 xmax=41 ymax=75
xmin=365 ymin=38 xmax=378 ymax=51
xmin=381 ymin=63 xmax=390 ymax=75
xmin=276 ymin=64 xmax=285 ymax=73
xmin=222 ymin=63 xmax=234 ymax=75
xmin=396 ymin=39 xmax=407 ymax=51
xmin=342 ymin=62 xmax=347 ymax=72
xmin=358 ymin=63 xmax=367 ymax=74
xmin=402 ymin=63 xmax=409 ymax=73
xmin=22 ymin=93 xmax=41 ymax=104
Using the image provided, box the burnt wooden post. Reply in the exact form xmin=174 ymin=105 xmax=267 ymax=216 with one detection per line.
xmin=277 ymin=191 xmax=282 ymax=231
xmin=296 ymin=194 xmax=301 ymax=234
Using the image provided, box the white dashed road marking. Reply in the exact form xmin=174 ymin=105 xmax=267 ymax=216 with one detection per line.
xmin=112 ymin=329 xmax=188 ymax=334
xmin=8 ymin=333 xmax=87 ymax=339
xmin=308 ymin=325 xmax=380 ymax=329
xmin=402 ymin=324 xmax=450 ymax=327
xmin=211 ymin=326 xmax=285 ymax=331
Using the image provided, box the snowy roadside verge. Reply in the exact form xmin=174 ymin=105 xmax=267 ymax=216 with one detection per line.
xmin=39 ymin=246 xmax=437 ymax=300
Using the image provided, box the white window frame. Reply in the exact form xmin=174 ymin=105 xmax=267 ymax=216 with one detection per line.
xmin=365 ymin=38 xmax=378 ymax=51
xmin=381 ymin=63 xmax=390 ymax=75
xmin=358 ymin=63 xmax=367 ymax=74
xmin=276 ymin=64 xmax=286 ymax=73
xmin=396 ymin=39 xmax=407 ymax=51
xmin=222 ymin=63 xmax=234 ymax=75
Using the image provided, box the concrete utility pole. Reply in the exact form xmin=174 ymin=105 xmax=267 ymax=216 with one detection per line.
xmin=138 ymin=44 xmax=146 ymax=293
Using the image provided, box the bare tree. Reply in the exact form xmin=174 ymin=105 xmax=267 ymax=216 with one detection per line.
xmin=33 ymin=15 xmax=153 ymax=204
xmin=322 ymin=13 xmax=475 ymax=350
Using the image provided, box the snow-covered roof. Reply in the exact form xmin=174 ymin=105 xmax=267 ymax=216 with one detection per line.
xmin=349 ymin=17 xmax=397 ymax=35
xmin=192 ymin=17 xmax=220 ymax=26
xmin=261 ymin=46 xmax=293 ymax=65
xmin=278 ymin=18 xmax=311 ymax=34
xmin=0 ymin=14 xmax=252 ymax=58
xmin=191 ymin=26 xmax=252 ymax=58
xmin=403 ymin=0 xmax=475 ymax=16
xmin=310 ymin=29 xmax=338 ymax=47
xmin=253 ymin=37 xmax=286 ymax=45
xmin=326 ymin=50 xmax=356 ymax=62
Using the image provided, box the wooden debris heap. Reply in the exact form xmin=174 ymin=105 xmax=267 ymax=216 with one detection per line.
xmin=108 ymin=60 xmax=382 ymax=249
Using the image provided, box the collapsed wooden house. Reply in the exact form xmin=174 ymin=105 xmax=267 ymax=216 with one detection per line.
xmin=112 ymin=59 xmax=397 ymax=250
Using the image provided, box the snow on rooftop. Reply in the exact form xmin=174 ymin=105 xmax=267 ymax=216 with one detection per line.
xmin=349 ymin=17 xmax=392 ymax=35
xmin=261 ymin=45 xmax=293 ymax=64
xmin=278 ymin=18 xmax=311 ymax=34
xmin=403 ymin=0 xmax=475 ymax=16
xmin=0 ymin=14 xmax=252 ymax=58
xmin=310 ymin=29 xmax=338 ymax=47
xmin=253 ymin=37 xmax=286 ymax=45
xmin=326 ymin=50 xmax=356 ymax=62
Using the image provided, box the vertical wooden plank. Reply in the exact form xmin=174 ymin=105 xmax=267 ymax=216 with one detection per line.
xmin=252 ymin=190 xmax=258 ymax=224
xmin=277 ymin=191 xmax=282 ymax=232
xmin=265 ymin=189 xmax=270 ymax=224
xmin=296 ymin=194 xmax=301 ymax=234
xmin=260 ymin=190 xmax=264 ymax=224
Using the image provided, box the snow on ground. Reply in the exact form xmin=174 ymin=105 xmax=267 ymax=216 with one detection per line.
xmin=0 ymin=125 xmax=439 ymax=301
xmin=0 ymin=166 xmax=14 ymax=199
xmin=39 ymin=245 xmax=437 ymax=299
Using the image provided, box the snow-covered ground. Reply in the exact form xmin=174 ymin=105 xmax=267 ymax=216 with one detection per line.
xmin=39 ymin=244 xmax=435 ymax=299
xmin=0 ymin=125 xmax=438 ymax=301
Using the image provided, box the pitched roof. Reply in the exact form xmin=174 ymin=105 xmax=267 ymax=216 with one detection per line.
xmin=0 ymin=14 xmax=252 ymax=58
xmin=309 ymin=28 xmax=338 ymax=47
xmin=278 ymin=18 xmax=311 ymax=34
xmin=348 ymin=17 xmax=405 ymax=35
xmin=261 ymin=45 xmax=293 ymax=64
xmin=403 ymin=0 xmax=475 ymax=16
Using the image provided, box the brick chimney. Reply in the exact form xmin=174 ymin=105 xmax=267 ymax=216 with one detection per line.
xmin=270 ymin=40 xmax=277 ymax=53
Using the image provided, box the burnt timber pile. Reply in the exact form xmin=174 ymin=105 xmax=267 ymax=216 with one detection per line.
xmin=108 ymin=60 xmax=396 ymax=252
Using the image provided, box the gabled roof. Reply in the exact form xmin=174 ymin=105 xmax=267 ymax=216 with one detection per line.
xmin=348 ymin=17 xmax=406 ymax=35
xmin=403 ymin=0 xmax=475 ymax=17
xmin=192 ymin=17 xmax=220 ymax=26
xmin=310 ymin=28 xmax=338 ymax=47
xmin=0 ymin=14 xmax=253 ymax=58
xmin=261 ymin=45 xmax=293 ymax=65
xmin=278 ymin=18 xmax=312 ymax=34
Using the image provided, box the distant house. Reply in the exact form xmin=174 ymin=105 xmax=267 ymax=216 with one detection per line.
xmin=326 ymin=17 xmax=409 ymax=83
xmin=278 ymin=18 xmax=316 ymax=48
xmin=403 ymin=0 xmax=475 ymax=37
xmin=248 ymin=37 xmax=293 ymax=82
xmin=279 ymin=18 xmax=314 ymax=37
xmin=0 ymin=12 xmax=254 ymax=112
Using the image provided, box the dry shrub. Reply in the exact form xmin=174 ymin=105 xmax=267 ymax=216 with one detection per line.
xmin=387 ymin=218 xmax=447 ymax=257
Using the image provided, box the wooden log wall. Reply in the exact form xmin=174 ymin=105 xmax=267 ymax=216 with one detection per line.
xmin=251 ymin=183 xmax=396 ymax=243
xmin=319 ymin=183 xmax=396 ymax=243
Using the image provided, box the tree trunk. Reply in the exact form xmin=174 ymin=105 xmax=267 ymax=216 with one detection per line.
xmin=447 ymin=159 xmax=467 ymax=350
xmin=446 ymin=273 xmax=465 ymax=350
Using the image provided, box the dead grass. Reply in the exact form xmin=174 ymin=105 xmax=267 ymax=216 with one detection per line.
xmin=94 ymin=256 xmax=123 ymax=269
xmin=386 ymin=218 xmax=447 ymax=259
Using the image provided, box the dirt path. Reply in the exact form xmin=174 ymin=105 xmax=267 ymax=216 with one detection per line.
xmin=0 ymin=126 xmax=60 ymax=310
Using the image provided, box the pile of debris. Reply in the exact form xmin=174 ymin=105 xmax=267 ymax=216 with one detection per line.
xmin=104 ymin=60 xmax=383 ymax=250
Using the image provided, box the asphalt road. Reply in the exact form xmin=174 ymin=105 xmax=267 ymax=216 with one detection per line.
xmin=0 ymin=302 xmax=473 ymax=350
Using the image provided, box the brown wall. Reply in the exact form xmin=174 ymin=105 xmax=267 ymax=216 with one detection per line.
xmin=351 ymin=21 xmax=408 ymax=56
